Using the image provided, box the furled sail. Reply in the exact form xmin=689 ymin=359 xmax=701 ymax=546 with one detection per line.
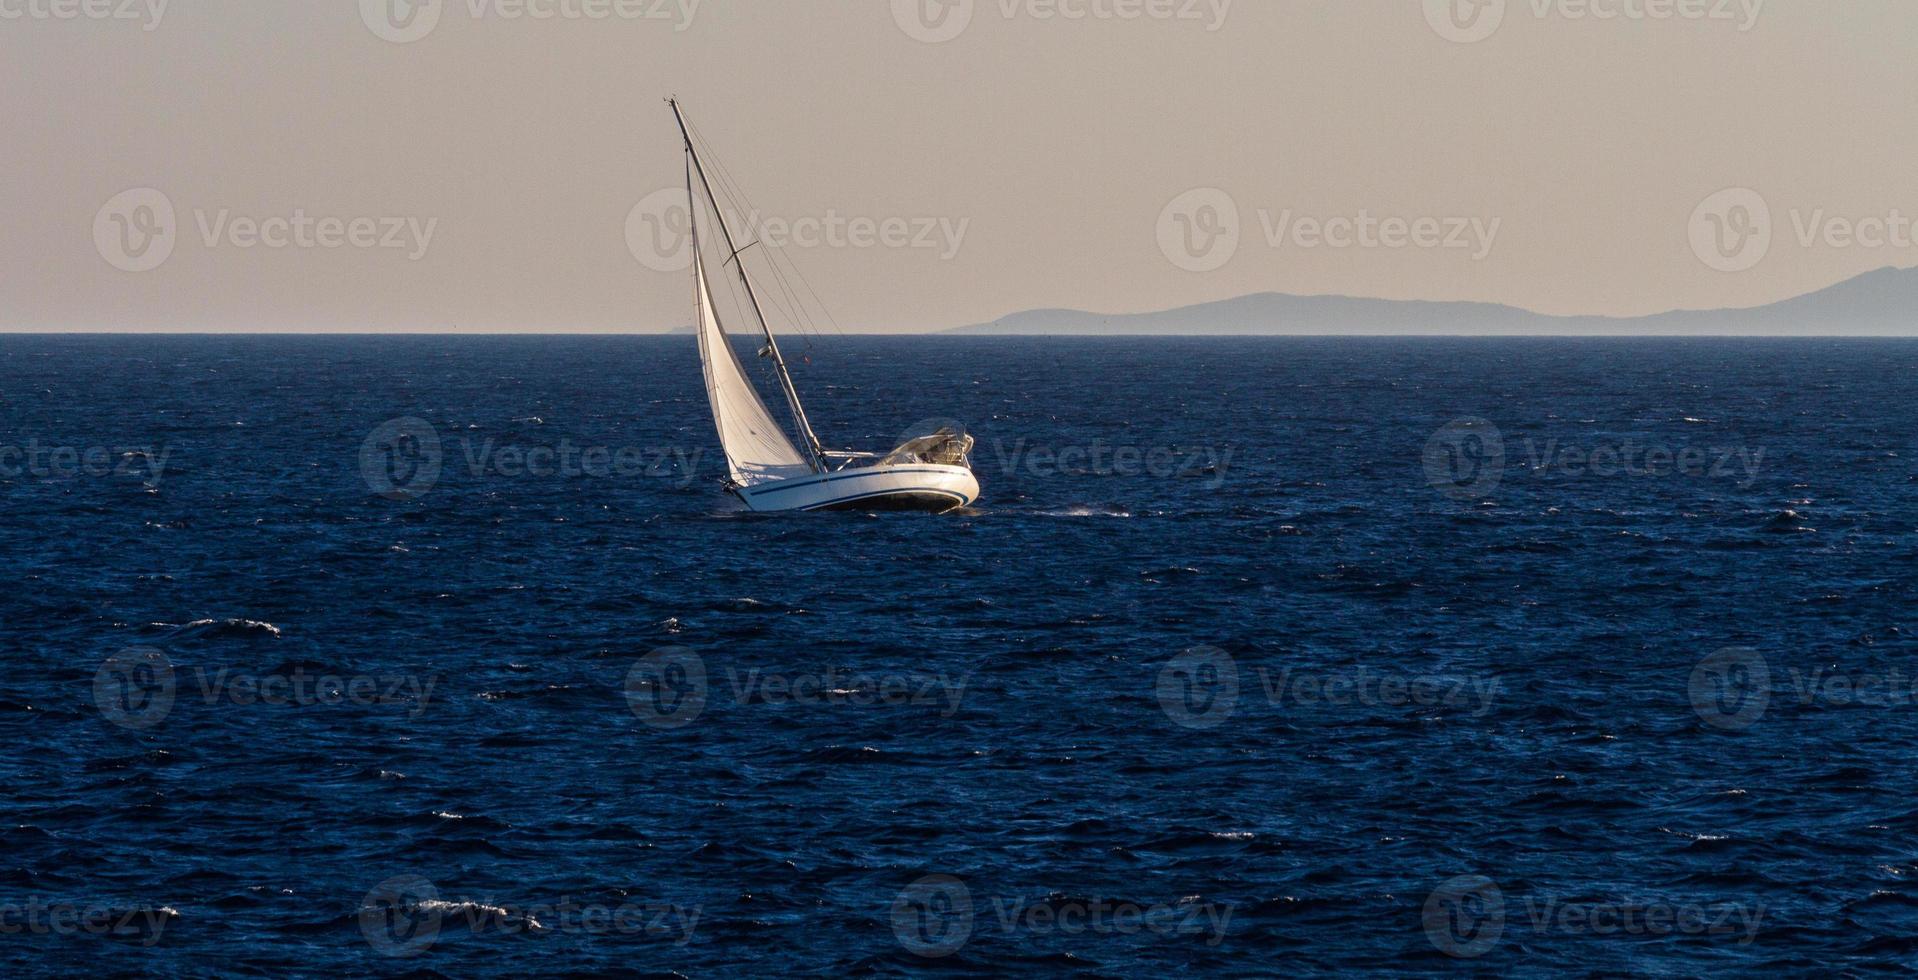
xmin=694 ymin=248 xmax=814 ymax=486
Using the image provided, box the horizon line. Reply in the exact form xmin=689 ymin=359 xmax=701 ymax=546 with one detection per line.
xmin=4 ymin=331 xmax=1917 ymax=339
xmin=15 ymin=265 xmax=1913 ymax=337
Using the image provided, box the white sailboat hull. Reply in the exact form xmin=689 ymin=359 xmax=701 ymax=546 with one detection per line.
xmin=673 ymin=100 xmax=979 ymax=515
xmin=734 ymin=463 xmax=979 ymax=513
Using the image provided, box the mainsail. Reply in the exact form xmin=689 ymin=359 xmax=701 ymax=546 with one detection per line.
xmin=692 ymin=247 xmax=814 ymax=486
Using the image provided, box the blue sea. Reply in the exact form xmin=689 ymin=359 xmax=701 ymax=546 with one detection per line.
xmin=4 ymin=335 xmax=1917 ymax=976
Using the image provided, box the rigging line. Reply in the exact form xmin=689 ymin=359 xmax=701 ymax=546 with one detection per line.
xmin=686 ymin=121 xmax=847 ymax=340
xmin=686 ymin=128 xmax=818 ymax=348
xmin=767 ymin=235 xmax=848 ymax=339
xmin=683 ymin=117 xmax=839 ymax=342
xmin=695 ymin=122 xmax=842 ymax=341
xmin=723 ymin=240 xmax=762 ymax=268
xmin=685 ymin=119 xmax=828 ymax=346
xmin=760 ymin=237 xmax=823 ymax=342
xmin=726 ymin=242 xmax=818 ymax=351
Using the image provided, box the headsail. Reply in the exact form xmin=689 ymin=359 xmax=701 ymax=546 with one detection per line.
xmin=693 ymin=247 xmax=815 ymax=486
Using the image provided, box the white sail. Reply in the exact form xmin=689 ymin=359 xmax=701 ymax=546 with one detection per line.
xmin=694 ymin=248 xmax=815 ymax=486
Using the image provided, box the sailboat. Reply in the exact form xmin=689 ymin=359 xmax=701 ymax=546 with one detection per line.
xmin=670 ymin=99 xmax=980 ymax=513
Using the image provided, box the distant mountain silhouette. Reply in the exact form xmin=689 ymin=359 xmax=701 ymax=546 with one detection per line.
xmin=945 ymin=267 xmax=1918 ymax=336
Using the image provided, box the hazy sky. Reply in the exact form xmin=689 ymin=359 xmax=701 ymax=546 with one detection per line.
xmin=3 ymin=1 xmax=1914 ymax=332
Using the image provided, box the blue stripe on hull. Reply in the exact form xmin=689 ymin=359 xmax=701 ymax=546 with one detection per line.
xmin=799 ymin=487 xmax=971 ymax=512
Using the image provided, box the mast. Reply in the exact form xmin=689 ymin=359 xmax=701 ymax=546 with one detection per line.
xmin=669 ymin=98 xmax=824 ymax=472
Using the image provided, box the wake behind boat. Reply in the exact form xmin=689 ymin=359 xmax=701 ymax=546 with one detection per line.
xmin=669 ymin=99 xmax=980 ymax=513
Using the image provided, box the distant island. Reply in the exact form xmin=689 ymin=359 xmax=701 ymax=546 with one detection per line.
xmin=940 ymin=267 xmax=1918 ymax=337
